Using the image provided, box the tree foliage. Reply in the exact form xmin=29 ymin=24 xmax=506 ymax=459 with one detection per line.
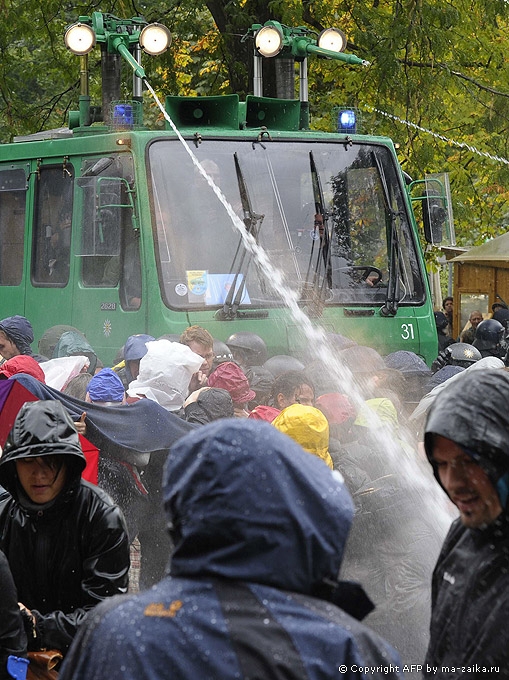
xmin=1 ymin=0 xmax=509 ymax=247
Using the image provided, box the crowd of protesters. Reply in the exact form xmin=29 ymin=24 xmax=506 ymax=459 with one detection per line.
xmin=1 ymin=313 xmax=509 ymax=678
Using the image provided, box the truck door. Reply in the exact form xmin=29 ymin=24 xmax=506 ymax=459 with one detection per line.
xmin=24 ymin=162 xmax=75 ymax=349
xmin=0 ymin=165 xmax=28 ymax=318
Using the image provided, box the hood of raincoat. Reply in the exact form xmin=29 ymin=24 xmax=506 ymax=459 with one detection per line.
xmin=315 ymin=393 xmax=355 ymax=425
xmin=163 ymin=418 xmax=353 ymax=596
xmin=425 ymin=365 xmax=465 ymax=391
xmin=87 ymin=368 xmax=125 ymax=403
xmin=184 ymin=387 xmax=234 ymax=424
xmin=384 ymin=350 xmax=430 ymax=375
xmin=272 ymin=403 xmax=333 ymax=469
xmin=127 ymin=340 xmax=203 ymax=411
xmin=0 ymin=400 xmax=86 ymax=498
xmin=207 ymin=361 xmax=256 ymax=405
xmin=424 ymin=368 xmax=509 ymax=503
xmin=38 ymin=325 xmax=81 ymax=360
xmin=247 ymin=405 xmax=280 ymax=422
xmin=384 ymin=350 xmax=432 ymax=403
xmin=0 ymin=355 xmax=46 ymax=382
xmin=354 ymin=398 xmax=399 ymax=430
xmin=124 ymin=334 xmax=155 ymax=361
xmin=52 ymin=330 xmax=98 ymax=374
xmin=0 ymin=315 xmax=34 ymax=355
xmin=410 ymin=356 xmax=504 ymax=426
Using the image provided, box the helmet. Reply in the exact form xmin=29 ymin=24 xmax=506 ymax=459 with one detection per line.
xmin=444 ymin=342 xmax=482 ymax=368
xmin=339 ymin=345 xmax=386 ymax=374
xmin=226 ymin=332 xmax=268 ymax=367
xmin=492 ymin=308 xmax=509 ymax=330
xmin=245 ymin=365 xmax=274 ymax=404
xmin=473 ymin=319 xmax=505 ymax=351
xmin=434 ymin=311 xmax=449 ymax=331
xmin=263 ymin=355 xmax=305 ymax=377
xmin=212 ymin=339 xmax=234 ymax=365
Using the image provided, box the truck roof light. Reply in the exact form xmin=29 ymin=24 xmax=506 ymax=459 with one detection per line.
xmin=255 ymin=24 xmax=284 ymax=58
xmin=139 ymin=23 xmax=172 ymax=55
xmin=65 ymin=23 xmax=96 ymax=55
xmin=317 ymin=28 xmax=346 ymax=53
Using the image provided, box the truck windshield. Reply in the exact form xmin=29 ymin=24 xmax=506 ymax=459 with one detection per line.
xmin=148 ymin=139 xmax=425 ymax=310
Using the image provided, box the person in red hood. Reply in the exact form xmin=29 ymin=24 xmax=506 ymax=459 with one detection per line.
xmin=0 ymin=356 xmax=46 ymax=383
xmin=248 ymin=405 xmax=280 ymax=422
xmin=207 ymin=361 xmax=256 ymax=418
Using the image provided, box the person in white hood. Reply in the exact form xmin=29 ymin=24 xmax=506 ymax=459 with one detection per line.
xmin=127 ymin=340 xmax=203 ymax=412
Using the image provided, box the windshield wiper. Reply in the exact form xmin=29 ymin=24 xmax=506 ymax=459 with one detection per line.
xmin=373 ymin=152 xmax=402 ymax=317
xmin=302 ymin=152 xmax=333 ymax=310
xmin=216 ymin=153 xmax=264 ymax=320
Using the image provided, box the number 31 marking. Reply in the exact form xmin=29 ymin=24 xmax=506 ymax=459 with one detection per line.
xmin=401 ymin=323 xmax=415 ymax=340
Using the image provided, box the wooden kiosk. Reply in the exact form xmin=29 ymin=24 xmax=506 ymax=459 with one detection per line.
xmin=451 ymin=232 xmax=509 ymax=338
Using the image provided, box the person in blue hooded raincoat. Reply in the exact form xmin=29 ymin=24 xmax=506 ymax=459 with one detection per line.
xmin=0 ymin=315 xmax=46 ymax=364
xmin=59 ymin=419 xmax=403 ymax=680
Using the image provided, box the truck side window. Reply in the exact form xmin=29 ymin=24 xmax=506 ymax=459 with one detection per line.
xmin=0 ymin=168 xmax=26 ymax=286
xmin=120 ymin=228 xmax=142 ymax=310
xmin=32 ymin=166 xmax=74 ymax=286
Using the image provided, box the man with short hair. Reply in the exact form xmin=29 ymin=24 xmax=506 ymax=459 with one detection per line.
xmin=423 ymin=369 xmax=509 ymax=677
xmin=459 ymin=309 xmax=483 ymax=344
xmin=180 ymin=325 xmax=215 ymax=392
xmin=270 ymin=370 xmax=316 ymax=410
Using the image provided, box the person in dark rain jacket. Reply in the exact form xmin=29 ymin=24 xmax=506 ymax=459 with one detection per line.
xmin=59 ymin=419 xmax=403 ymax=680
xmin=5 ymin=373 xmax=196 ymax=588
xmin=423 ymin=368 xmax=509 ymax=677
xmin=0 ymin=400 xmax=130 ymax=657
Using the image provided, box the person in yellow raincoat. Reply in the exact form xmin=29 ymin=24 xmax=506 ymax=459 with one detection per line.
xmin=272 ymin=403 xmax=334 ymax=469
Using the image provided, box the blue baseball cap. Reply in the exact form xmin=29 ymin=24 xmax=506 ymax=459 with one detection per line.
xmin=124 ymin=334 xmax=155 ymax=362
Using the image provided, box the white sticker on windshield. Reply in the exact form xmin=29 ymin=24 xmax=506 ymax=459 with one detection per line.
xmin=175 ymin=283 xmax=188 ymax=296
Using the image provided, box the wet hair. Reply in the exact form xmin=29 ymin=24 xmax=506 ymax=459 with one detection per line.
xmin=18 ymin=454 xmax=64 ymax=476
xmin=269 ymin=370 xmax=315 ymax=407
xmin=62 ymin=373 xmax=93 ymax=400
xmin=180 ymin=325 xmax=213 ymax=349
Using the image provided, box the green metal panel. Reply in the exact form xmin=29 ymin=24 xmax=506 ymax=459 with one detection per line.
xmin=165 ymin=95 xmax=240 ymax=131
xmin=0 ymin=101 xmax=438 ymax=366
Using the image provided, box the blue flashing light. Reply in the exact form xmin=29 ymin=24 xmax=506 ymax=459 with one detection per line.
xmin=338 ymin=109 xmax=357 ymax=133
xmin=113 ymin=104 xmax=134 ymax=128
